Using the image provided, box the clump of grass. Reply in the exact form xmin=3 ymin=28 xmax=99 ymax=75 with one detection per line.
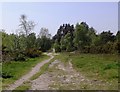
xmin=30 ymin=62 xmax=49 ymax=80
xmin=103 ymin=63 xmax=118 ymax=70
xmin=13 ymin=81 xmax=31 ymax=91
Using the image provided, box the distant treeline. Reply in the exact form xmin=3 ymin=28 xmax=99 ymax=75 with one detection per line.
xmin=1 ymin=15 xmax=52 ymax=62
xmin=1 ymin=15 xmax=120 ymax=62
xmin=53 ymin=22 xmax=120 ymax=54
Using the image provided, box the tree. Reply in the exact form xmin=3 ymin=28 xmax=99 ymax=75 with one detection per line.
xmin=1 ymin=30 xmax=26 ymax=61
xmin=19 ymin=15 xmax=35 ymax=37
xmin=116 ymin=31 xmax=120 ymax=42
xmin=27 ymin=33 xmax=36 ymax=48
xmin=60 ymin=32 xmax=74 ymax=52
xmin=54 ymin=40 xmax=61 ymax=52
xmin=99 ymin=31 xmax=115 ymax=45
xmin=19 ymin=15 xmax=35 ymax=49
xmin=19 ymin=34 xmax=26 ymax=51
xmin=37 ymin=28 xmax=52 ymax=52
xmin=53 ymin=24 xmax=75 ymax=52
xmin=38 ymin=36 xmax=52 ymax=52
xmin=60 ymin=37 xmax=66 ymax=50
xmin=38 ymin=27 xmax=51 ymax=38
xmin=73 ymin=22 xmax=91 ymax=51
xmin=116 ymin=31 xmax=120 ymax=53
xmin=53 ymin=24 xmax=74 ymax=44
xmin=88 ymin=27 xmax=97 ymax=45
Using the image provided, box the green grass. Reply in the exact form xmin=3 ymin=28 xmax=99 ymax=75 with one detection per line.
xmin=54 ymin=52 xmax=119 ymax=89
xmin=13 ymin=81 xmax=31 ymax=91
xmin=72 ymin=54 xmax=119 ymax=80
xmin=2 ymin=55 xmax=49 ymax=89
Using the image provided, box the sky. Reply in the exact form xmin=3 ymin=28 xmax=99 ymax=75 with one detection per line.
xmin=1 ymin=2 xmax=118 ymax=36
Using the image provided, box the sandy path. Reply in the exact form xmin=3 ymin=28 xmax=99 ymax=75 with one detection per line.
xmin=30 ymin=59 xmax=111 ymax=90
xmin=6 ymin=53 xmax=54 ymax=90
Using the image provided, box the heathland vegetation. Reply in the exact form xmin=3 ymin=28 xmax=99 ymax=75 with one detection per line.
xmin=1 ymin=14 xmax=120 ymax=90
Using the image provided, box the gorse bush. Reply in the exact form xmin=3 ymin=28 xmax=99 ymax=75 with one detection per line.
xmin=13 ymin=53 xmax=26 ymax=61
xmin=1 ymin=15 xmax=52 ymax=62
xmin=54 ymin=42 xmax=61 ymax=53
xmin=25 ymin=48 xmax=42 ymax=58
xmin=2 ymin=71 xmax=13 ymax=79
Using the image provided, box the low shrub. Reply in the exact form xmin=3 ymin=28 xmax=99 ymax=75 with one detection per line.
xmin=54 ymin=43 xmax=61 ymax=53
xmin=10 ymin=50 xmax=26 ymax=61
xmin=14 ymin=53 xmax=26 ymax=61
xmin=2 ymin=71 xmax=13 ymax=79
xmin=25 ymin=48 xmax=42 ymax=58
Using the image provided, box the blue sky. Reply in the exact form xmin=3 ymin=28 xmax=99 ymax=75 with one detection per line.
xmin=1 ymin=2 xmax=118 ymax=36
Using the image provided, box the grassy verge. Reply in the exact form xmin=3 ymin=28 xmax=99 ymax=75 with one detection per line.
xmin=2 ymin=55 xmax=49 ymax=89
xmin=13 ymin=81 xmax=31 ymax=91
xmin=54 ymin=52 xmax=119 ymax=89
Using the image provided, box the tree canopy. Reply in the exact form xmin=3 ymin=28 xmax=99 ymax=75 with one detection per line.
xmin=53 ymin=22 xmax=119 ymax=54
xmin=1 ymin=15 xmax=119 ymax=62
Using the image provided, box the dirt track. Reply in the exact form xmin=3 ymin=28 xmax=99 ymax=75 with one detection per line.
xmin=6 ymin=53 xmax=112 ymax=90
xmin=30 ymin=59 xmax=110 ymax=90
xmin=6 ymin=53 xmax=54 ymax=90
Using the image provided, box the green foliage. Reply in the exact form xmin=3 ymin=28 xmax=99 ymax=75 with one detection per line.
xmin=2 ymin=32 xmax=18 ymax=52
xmin=103 ymin=63 xmax=118 ymax=70
xmin=60 ymin=32 xmax=74 ymax=52
xmin=36 ymin=28 xmax=52 ymax=52
xmin=1 ymin=15 xmax=46 ymax=62
xmin=37 ymin=36 xmax=52 ymax=52
xmin=116 ymin=31 xmax=120 ymax=42
xmin=74 ymin=22 xmax=92 ymax=50
xmin=26 ymin=33 xmax=36 ymax=48
xmin=54 ymin=41 xmax=61 ymax=52
xmin=25 ymin=48 xmax=42 ymax=58
xmin=13 ymin=51 xmax=26 ymax=61
xmin=2 ymin=21 xmax=53 ymax=62
xmin=12 ymin=51 xmax=25 ymax=62
xmin=116 ymin=42 xmax=120 ymax=53
xmin=2 ymin=71 xmax=13 ymax=79
xmin=52 ymin=24 xmax=74 ymax=47
xmin=99 ymin=31 xmax=115 ymax=45
xmin=64 ymin=32 xmax=74 ymax=52
xmin=53 ymin=22 xmax=118 ymax=54
xmin=1 ymin=31 xmax=44 ymax=62
xmin=19 ymin=34 xmax=26 ymax=51
xmin=60 ymin=37 xmax=66 ymax=50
